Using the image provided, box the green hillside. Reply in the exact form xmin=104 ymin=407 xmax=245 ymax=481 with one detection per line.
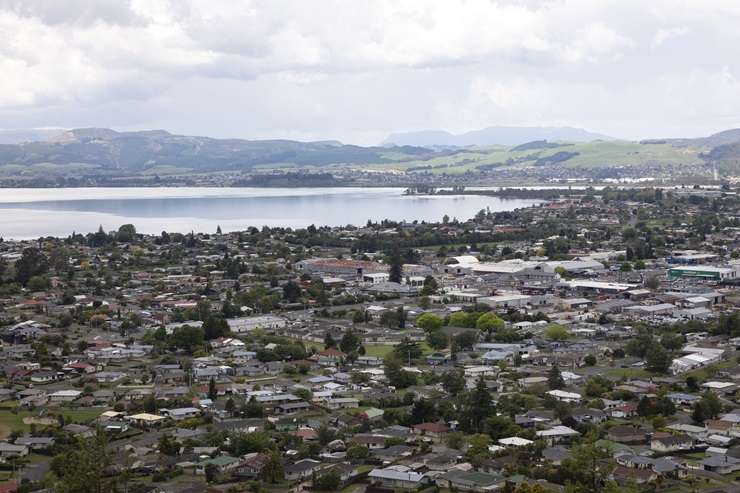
xmin=387 ymin=140 xmax=705 ymax=175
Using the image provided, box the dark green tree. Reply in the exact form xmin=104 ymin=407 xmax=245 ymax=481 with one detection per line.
xmin=547 ymin=363 xmax=565 ymax=390
xmin=388 ymin=242 xmax=402 ymax=283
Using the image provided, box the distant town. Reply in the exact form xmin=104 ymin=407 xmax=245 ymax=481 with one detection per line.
xmin=2 ymin=185 xmax=740 ymax=493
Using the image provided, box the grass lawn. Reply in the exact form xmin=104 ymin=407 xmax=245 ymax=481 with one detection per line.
xmin=684 ymin=359 xmax=737 ymax=383
xmin=363 ymin=345 xmax=396 ymax=358
xmin=364 ymin=341 xmax=434 ymax=359
xmin=0 ymin=408 xmax=103 ymax=438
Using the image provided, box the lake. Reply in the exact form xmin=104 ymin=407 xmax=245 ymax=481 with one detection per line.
xmin=0 ymin=187 xmax=541 ymax=239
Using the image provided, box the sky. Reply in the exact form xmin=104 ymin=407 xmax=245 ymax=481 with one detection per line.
xmin=1 ymin=0 xmax=740 ymax=145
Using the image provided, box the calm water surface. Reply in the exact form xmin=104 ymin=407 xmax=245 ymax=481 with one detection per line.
xmin=0 ymin=187 xmax=541 ymax=239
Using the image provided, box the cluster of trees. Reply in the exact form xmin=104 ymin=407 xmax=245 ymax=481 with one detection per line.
xmin=624 ymin=330 xmax=676 ymax=373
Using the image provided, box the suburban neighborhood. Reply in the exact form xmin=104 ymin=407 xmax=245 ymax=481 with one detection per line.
xmin=0 ymin=186 xmax=740 ymax=493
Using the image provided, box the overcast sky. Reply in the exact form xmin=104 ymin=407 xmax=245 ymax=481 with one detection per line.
xmin=2 ymin=0 xmax=740 ymax=145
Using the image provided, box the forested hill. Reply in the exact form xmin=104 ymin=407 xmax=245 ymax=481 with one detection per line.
xmin=0 ymin=128 xmax=433 ymax=172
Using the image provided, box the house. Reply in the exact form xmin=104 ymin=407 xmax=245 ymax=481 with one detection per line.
xmin=666 ymin=392 xmax=700 ymax=407
xmin=233 ymin=452 xmax=268 ymax=479
xmin=651 ymin=434 xmax=693 ymax=453
xmin=309 ymin=348 xmax=346 ymax=367
xmin=314 ymin=462 xmax=356 ymax=486
xmin=14 ymin=436 xmax=55 ymax=451
xmin=0 ymin=443 xmax=29 ymax=461
xmin=194 ymin=455 xmax=241 ymax=476
xmin=227 ymin=315 xmax=286 ymax=333
xmin=372 ymin=444 xmax=415 ymax=462
xmin=607 ymin=426 xmax=647 ymax=444
xmin=546 ymin=390 xmax=581 ymax=403
xmin=127 ymin=413 xmax=167 ymax=428
xmin=498 ymin=437 xmax=534 ymax=448
xmin=435 ymin=469 xmax=506 ymax=492
xmin=351 ymin=434 xmax=387 ymax=450
xmin=702 ymin=454 xmax=740 ymax=474
xmin=368 ymin=465 xmax=428 ymax=490
xmin=30 ymin=370 xmax=58 ymax=383
xmin=49 ymin=390 xmax=82 ymax=402
xmin=611 ymin=465 xmax=657 ymax=485
xmin=608 ymin=403 xmax=637 ymax=419
xmin=284 ymin=458 xmax=322 ymax=481
xmin=541 ymin=446 xmax=570 ymax=465
xmin=412 ymin=422 xmax=450 ymax=438
xmin=161 ymin=407 xmax=201 ymax=421
xmin=325 ymin=398 xmax=359 ymax=410
xmin=535 ymin=425 xmax=580 ymax=445
xmin=276 ymin=402 xmax=311 ymax=415
xmin=571 ymin=408 xmax=607 ymax=424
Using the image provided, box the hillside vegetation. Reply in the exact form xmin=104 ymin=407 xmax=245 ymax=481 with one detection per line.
xmin=0 ymin=127 xmax=740 ymax=178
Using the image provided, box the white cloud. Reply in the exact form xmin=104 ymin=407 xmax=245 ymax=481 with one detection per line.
xmin=0 ymin=0 xmax=739 ymax=143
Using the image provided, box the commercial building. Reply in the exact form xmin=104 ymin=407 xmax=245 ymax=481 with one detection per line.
xmin=668 ymin=265 xmax=737 ymax=281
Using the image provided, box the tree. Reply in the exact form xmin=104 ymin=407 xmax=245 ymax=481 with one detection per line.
xmin=584 ymin=376 xmax=612 ymax=398
xmin=225 ymin=397 xmax=235 ymax=416
xmin=476 ymin=312 xmax=505 ymax=333
xmin=692 ymin=392 xmax=722 ymax=423
xmin=421 ymin=275 xmax=439 ymax=295
xmin=467 ymin=433 xmax=491 ymax=463
xmin=389 ymin=242 xmax=403 ymax=283
xmin=158 ymin=434 xmax=180 ymax=456
xmin=261 ymin=450 xmax=284 ymax=483
xmin=323 ymin=332 xmax=337 ymax=349
xmin=282 ymin=280 xmax=302 ymax=303
xmin=548 ymin=364 xmax=565 ymax=390
xmin=346 ymin=444 xmax=370 ymax=462
xmin=544 ymin=324 xmax=570 ymax=341
xmin=410 ymin=398 xmax=437 ymax=424
xmin=426 ymin=330 xmax=449 ymax=350
xmin=115 ymin=224 xmax=137 ymax=243
xmin=449 ymin=311 xmax=472 ymax=327
xmin=169 ymin=324 xmax=205 ymax=354
xmin=397 ymin=306 xmax=406 ymax=329
xmin=203 ymin=315 xmax=229 ymax=340
xmin=208 ymin=377 xmax=218 ymax=400
xmin=441 ymin=369 xmax=466 ymax=396
xmin=394 ymin=337 xmax=422 ymax=361
xmin=15 ymin=247 xmax=49 ymax=286
xmin=461 ymin=377 xmax=493 ymax=433
xmin=383 ymin=353 xmax=416 ymax=388
xmin=143 ymin=394 xmax=157 ymax=413
xmin=454 ymin=331 xmax=478 ymax=350
xmin=645 ymin=344 xmax=671 ymax=373
xmin=379 ymin=310 xmax=401 ymax=329
xmin=340 ymin=330 xmax=360 ymax=354
xmin=416 ymin=313 xmax=443 ymax=332
xmin=243 ymin=396 xmax=264 ymax=418
xmin=51 ymin=433 xmax=114 ymax=493
xmin=314 ymin=469 xmax=341 ymax=490
xmin=561 ymin=435 xmax=613 ymax=493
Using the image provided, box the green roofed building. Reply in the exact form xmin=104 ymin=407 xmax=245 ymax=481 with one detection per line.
xmin=667 ymin=265 xmax=737 ymax=281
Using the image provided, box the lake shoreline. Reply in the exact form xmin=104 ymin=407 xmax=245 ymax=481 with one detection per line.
xmin=0 ymin=187 xmax=543 ymax=240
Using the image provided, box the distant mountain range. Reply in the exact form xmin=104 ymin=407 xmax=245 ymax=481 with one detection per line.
xmin=2 ymin=126 xmax=740 ymax=178
xmin=0 ymin=128 xmax=432 ymax=172
xmin=383 ymin=126 xmax=612 ymax=147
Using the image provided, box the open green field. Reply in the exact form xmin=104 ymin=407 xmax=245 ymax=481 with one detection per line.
xmin=0 ymin=408 xmax=103 ymax=438
xmin=364 ymin=341 xmax=434 ymax=358
xmin=368 ymin=140 xmax=705 ymax=175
